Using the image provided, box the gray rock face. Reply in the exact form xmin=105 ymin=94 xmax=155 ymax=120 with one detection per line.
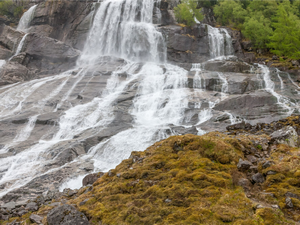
xmin=160 ymin=24 xmax=210 ymax=63
xmin=270 ymin=126 xmax=299 ymax=147
xmin=30 ymin=1 xmax=95 ymax=50
xmin=252 ymin=173 xmax=265 ymax=184
xmin=47 ymin=205 xmax=90 ymax=225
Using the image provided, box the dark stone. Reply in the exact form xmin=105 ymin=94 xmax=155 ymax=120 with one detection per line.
xmin=285 ymin=197 xmax=293 ymax=208
xmin=82 ymin=172 xmax=104 ymax=186
xmin=47 ymin=205 xmax=89 ymax=225
xmin=252 ymin=173 xmax=265 ymax=184
xmin=285 ymin=192 xmax=300 ymax=200
xmin=62 ymin=188 xmax=78 ymax=197
xmin=237 ymin=159 xmax=252 ymax=171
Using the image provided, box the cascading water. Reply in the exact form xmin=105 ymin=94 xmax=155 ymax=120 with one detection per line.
xmin=1 ymin=0 xmax=299 ymax=198
xmin=207 ymin=25 xmax=234 ymax=59
xmin=79 ymin=0 xmax=166 ymax=64
xmin=17 ymin=5 xmax=37 ymax=32
xmin=8 ymin=34 xmax=28 ymax=61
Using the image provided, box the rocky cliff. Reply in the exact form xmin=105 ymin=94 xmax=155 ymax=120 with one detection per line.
xmin=0 ymin=0 xmax=300 ymax=224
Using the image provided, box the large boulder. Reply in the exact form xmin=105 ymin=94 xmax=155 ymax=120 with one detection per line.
xmin=47 ymin=205 xmax=90 ymax=225
xmin=270 ymin=126 xmax=299 ymax=147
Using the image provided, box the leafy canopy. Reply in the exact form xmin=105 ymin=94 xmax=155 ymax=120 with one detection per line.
xmin=268 ymin=4 xmax=300 ymax=59
xmin=174 ymin=0 xmax=204 ymax=27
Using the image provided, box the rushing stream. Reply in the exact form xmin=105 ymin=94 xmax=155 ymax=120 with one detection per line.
xmin=0 ymin=0 xmax=299 ymax=197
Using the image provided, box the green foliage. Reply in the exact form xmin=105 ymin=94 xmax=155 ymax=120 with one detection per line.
xmin=212 ymin=0 xmax=300 ymax=59
xmin=268 ymin=4 xmax=300 ymax=59
xmin=213 ymin=0 xmax=247 ymax=27
xmin=242 ymin=14 xmax=273 ymax=49
xmin=174 ymin=0 xmax=204 ymax=27
xmin=0 ymin=0 xmax=23 ymax=19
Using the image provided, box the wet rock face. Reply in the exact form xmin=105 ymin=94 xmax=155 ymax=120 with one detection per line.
xmin=47 ymin=205 xmax=89 ymax=225
xmin=160 ymin=24 xmax=210 ymax=63
xmin=30 ymin=1 xmax=95 ymax=50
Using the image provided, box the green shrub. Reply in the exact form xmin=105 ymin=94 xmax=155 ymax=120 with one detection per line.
xmin=174 ymin=0 xmax=204 ymax=27
xmin=0 ymin=0 xmax=24 ymax=19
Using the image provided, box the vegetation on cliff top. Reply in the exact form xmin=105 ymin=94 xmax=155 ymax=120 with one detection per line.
xmin=213 ymin=0 xmax=300 ymax=60
xmin=175 ymin=0 xmax=300 ymax=60
xmin=0 ymin=0 xmax=24 ymax=19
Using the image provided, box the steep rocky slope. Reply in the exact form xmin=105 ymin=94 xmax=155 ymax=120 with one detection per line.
xmin=2 ymin=116 xmax=300 ymax=224
xmin=0 ymin=1 xmax=300 ymax=224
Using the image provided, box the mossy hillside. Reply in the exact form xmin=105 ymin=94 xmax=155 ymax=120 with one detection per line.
xmin=68 ymin=133 xmax=293 ymax=225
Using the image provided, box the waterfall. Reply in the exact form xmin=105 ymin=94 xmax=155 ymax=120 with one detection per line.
xmin=79 ymin=0 xmax=166 ymax=64
xmin=191 ymin=63 xmax=203 ymax=89
xmin=17 ymin=5 xmax=37 ymax=32
xmin=8 ymin=34 xmax=28 ymax=61
xmin=258 ymin=64 xmax=294 ymax=115
xmin=207 ymin=25 xmax=234 ymax=58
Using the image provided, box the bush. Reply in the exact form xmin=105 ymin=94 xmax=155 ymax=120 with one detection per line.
xmin=174 ymin=0 xmax=204 ymax=27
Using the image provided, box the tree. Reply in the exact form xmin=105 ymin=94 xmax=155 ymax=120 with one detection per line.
xmin=213 ymin=0 xmax=247 ymax=27
xmin=242 ymin=14 xmax=273 ymax=49
xmin=0 ymin=0 xmax=23 ymax=18
xmin=174 ymin=0 xmax=204 ymax=27
xmin=268 ymin=4 xmax=300 ymax=59
xmin=197 ymin=0 xmax=217 ymax=8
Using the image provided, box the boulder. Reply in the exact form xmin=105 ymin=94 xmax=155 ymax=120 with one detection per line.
xmin=47 ymin=205 xmax=89 ymax=225
xmin=30 ymin=214 xmax=43 ymax=224
xmin=285 ymin=197 xmax=293 ymax=208
xmin=1 ymin=201 xmax=16 ymax=211
xmin=237 ymin=159 xmax=252 ymax=171
xmin=270 ymin=126 xmax=299 ymax=147
xmin=25 ymin=202 xmax=38 ymax=211
xmin=82 ymin=172 xmax=104 ymax=186
xmin=252 ymin=173 xmax=265 ymax=184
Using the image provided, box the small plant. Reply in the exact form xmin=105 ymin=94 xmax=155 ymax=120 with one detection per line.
xmin=174 ymin=0 xmax=204 ymax=27
xmin=257 ymin=145 xmax=263 ymax=150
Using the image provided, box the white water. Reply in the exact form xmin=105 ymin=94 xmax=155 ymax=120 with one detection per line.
xmin=8 ymin=34 xmax=28 ymax=61
xmin=4 ymin=0 xmax=298 ymax=197
xmin=79 ymin=0 xmax=166 ymax=64
xmin=207 ymin=25 xmax=234 ymax=58
xmin=17 ymin=5 xmax=37 ymax=32
xmin=258 ymin=64 xmax=294 ymax=115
